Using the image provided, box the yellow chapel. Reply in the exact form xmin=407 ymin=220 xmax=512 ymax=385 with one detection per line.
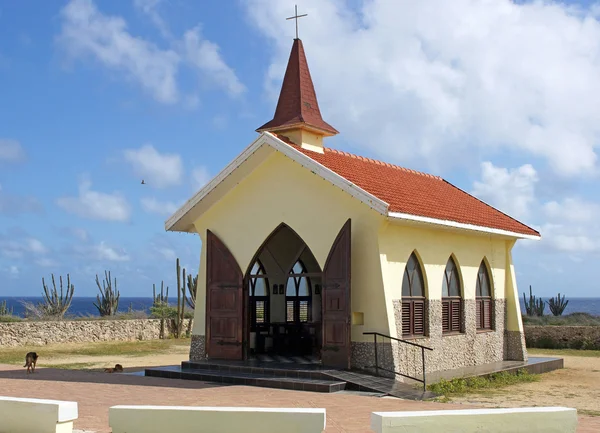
xmin=165 ymin=36 xmax=540 ymax=380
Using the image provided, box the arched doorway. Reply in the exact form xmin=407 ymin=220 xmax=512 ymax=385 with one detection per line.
xmin=205 ymin=219 xmax=351 ymax=368
xmin=245 ymin=224 xmax=323 ymax=360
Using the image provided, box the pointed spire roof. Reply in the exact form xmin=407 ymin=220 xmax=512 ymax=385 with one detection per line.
xmin=257 ymin=39 xmax=338 ymax=136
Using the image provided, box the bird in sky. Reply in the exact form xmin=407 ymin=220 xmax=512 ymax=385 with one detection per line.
xmin=141 ymin=180 xmax=146 ymax=185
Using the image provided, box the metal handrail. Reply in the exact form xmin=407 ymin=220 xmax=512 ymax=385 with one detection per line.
xmin=363 ymin=331 xmax=433 ymax=392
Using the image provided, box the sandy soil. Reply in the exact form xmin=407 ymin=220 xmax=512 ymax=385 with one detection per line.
xmin=42 ymin=344 xmax=190 ymax=371
xmin=450 ymin=353 xmax=600 ymax=414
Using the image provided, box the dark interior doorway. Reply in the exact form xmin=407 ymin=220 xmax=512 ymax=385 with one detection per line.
xmin=245 ymin=224 xmax=323 ymax=359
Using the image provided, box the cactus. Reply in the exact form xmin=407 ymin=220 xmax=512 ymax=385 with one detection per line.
xmin=93 ymin=270 xmax=120 ymax=316
xmin=185 ymin=273 xmax=197 ymax=310
xmin=153 ymin=281 xmax=169 ymax=306
xmin=151 ymin=281 xmax=171 ymax=339
xmin=523 ymin=285 xmax=545 ymax=317
xmin=39 ymin=273 xmax=75 ymax=319
xmin=547 ymin=292 xmax=569 ymax=316
xmin=174 ymin=258 xmax=185 ymax=338
xmin=0 ymin=300 xmax=13 ymax=316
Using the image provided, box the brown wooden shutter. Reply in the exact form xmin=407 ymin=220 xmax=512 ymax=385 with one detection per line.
xmin=451 ymin=300 xmax=461 ymax=332
xmin=476 ymin=299 xmax=482 ymax=329
xmin=483 ymin=299 xmax=492 ymax=330
xmin=442 ymin=300 xmax=450 ymax=332
xmin=413 ymin=300 xmax=425 ymax=336
xmin=402 ymin=302 xmax=411 ymax=336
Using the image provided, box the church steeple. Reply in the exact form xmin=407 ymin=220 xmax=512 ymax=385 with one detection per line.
xmin=257 ymin=38 xmax=338 ymax=153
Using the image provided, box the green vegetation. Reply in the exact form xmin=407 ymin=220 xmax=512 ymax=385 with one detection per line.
xmin=523 ymin=285 xmax=545 ymax=317
xmin=0 ymin=300 xmax=20 ymax=322
xmin=527 ymin=348 xmax=600 ymax=358
xmin=427 ymin=369 xmax=539 ymax=396
xmin=22 ymin=273 xmax=75 ymax=320
xmin=547 ymin=292 xmax=569 ymax=316
xmin=93 ymin=270 xmax=120 ymax=316
xmin=0 ymin=315 xmax=22 ymax=322
xmin=579 ymin=409 xmax=600 ymax=417
xmin=523 ymin=312 xmax=600 ymax=326
xmin=0 ymin=338 xmax=191 ymax=365
xmin=526 ymin=335 xmax=600 ymax=350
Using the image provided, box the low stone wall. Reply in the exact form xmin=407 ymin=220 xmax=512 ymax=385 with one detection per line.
xmin=524 ymin=325 xmax=600 ymax=350
xmin=0 ymin=319 xmax=193 ymax=347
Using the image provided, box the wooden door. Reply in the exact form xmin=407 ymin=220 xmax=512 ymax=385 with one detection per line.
xmin=322 ymin=219 xmax=351 ymax=369
xmin=205 ymin=230 xmax=244 ymax=360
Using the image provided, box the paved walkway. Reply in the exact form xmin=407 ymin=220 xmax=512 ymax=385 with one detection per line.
xmin=0 ymin=364 xmax=597 ymax=432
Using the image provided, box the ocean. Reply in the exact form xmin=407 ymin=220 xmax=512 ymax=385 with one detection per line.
xmin=1 ymin=296 xmax=599 ymax=318
xmin=0 ymin=297 xmax=162 ymax=318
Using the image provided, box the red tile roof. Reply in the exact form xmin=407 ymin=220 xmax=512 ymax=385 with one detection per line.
xmin=256 ymin=39 xmax=338 ymax=136
xmin=274 ymin=134 xmax=539 ymax=237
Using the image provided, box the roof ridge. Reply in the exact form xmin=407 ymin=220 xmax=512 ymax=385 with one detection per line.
xmin=324 ymin=147 xmax=442 ymax=180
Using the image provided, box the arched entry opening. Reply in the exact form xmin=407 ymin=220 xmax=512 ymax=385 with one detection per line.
xmin=205 ymin=219 xmax=351 ymax=368
xmin=245 ymin=224 xmax=323 ymax=359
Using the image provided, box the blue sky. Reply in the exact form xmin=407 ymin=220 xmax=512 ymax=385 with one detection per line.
xmin=1 ymin=0 xmax=600 ymax=298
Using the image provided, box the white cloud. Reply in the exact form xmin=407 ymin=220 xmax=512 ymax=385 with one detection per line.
xmin=246 ymin=0 xmax=600 ymax=177
xmin=124 ymin=144 xmax=183 ymax=188
xmin=543 ymin=197 xmax=600 ymax=224
xmin=73 ymin=241 xmax=130 ymax=262
xmin=140 ymin=197 xmax=179 ymax=216
xmin=472 ymin=162 xmax=538 ymax=220
xmin=26 ymin=238 xmax=48 ymax=254
xmin=57 ymin=179 xmax=131 ymax=222
xmin=155 ymin=247 xmax=176 ymax=261
xmin=58 ymin=0 xmax=180 ymax=103
xmin=537 ymin=197 xmax=600 ymax=254
xmin=8 ymin=265 xmax=19 ymax=278
xmin=71 ymin=228 xmax=89 ymax=242
xmin=183 ymin=26 xmax=245 ymax=97
xmin=0 ymin=139 xmax=26 ymax=163
xmin=191 ymin=166 xmax=211 ymax=191
xmin=0 ymin=236 xmax=49 ymax=259
xmin=133 ymin=0 xmax=170 ymax=39
xmin=58 ymin=0 xmax=244 ymax=105
xmin=36 ymin=257 xmax=60 ymax=268
xmin=0 ymin=184 xmax=44 ymax=215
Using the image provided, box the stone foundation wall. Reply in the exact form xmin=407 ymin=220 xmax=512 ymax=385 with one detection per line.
xmin=353 ymin=299 xmax=512 ymax=378
xmin=190 ymin=334 xmax=206 ymax=360
xmin=0 ymin=319 xmax=193 ymax=347
xmin=524 ymin=325 xmax=600 ymax=350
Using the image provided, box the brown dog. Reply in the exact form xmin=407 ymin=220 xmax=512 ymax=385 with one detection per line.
xmin=104 ymin=364 xmax=124 ymax=373
xmin=24 ymin=352 xmax=38 ymax=374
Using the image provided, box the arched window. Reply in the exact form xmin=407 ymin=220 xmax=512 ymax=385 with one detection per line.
xmin=442 ymin=256 xmax=462 ymax=333
xmin=249 ymin=260 xmax=269 ymax=331
xmin=401 ymin=252 xmax=426 ymax=337
xmin=476 ymin=260 xmax=493 ymax=331
xmin=286 ymin=260 xmax=311 ymax=323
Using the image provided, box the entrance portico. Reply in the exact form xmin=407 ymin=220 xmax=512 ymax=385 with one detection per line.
xmin=205 ymin=220 xmax=351 ymax=369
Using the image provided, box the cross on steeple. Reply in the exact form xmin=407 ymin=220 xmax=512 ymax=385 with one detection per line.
xmin=286 ymin=5 xmax=307 ymax=40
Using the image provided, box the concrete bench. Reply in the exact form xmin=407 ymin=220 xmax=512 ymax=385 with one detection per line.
xmin=0 ymin=396 xmax=78 ymax=433
xmin=109 ymin=405 xmax=326 ymax=433
xmin=371 ymin=407 xmax=577 ymax=433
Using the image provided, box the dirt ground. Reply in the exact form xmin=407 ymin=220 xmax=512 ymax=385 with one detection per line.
xmin=41 ymin=344 xmax=190 ymax=371
xmin=449 ymin=352 xmax=600 ymax=415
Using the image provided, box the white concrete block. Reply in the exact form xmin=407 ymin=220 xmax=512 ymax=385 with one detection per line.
xmin=371 ymin=407 xmax=578 ymax=433
xmin=109 ymin=405 xmax=326 ymax=433
xmin=0 ymin=396 xmax=78 ymax=433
